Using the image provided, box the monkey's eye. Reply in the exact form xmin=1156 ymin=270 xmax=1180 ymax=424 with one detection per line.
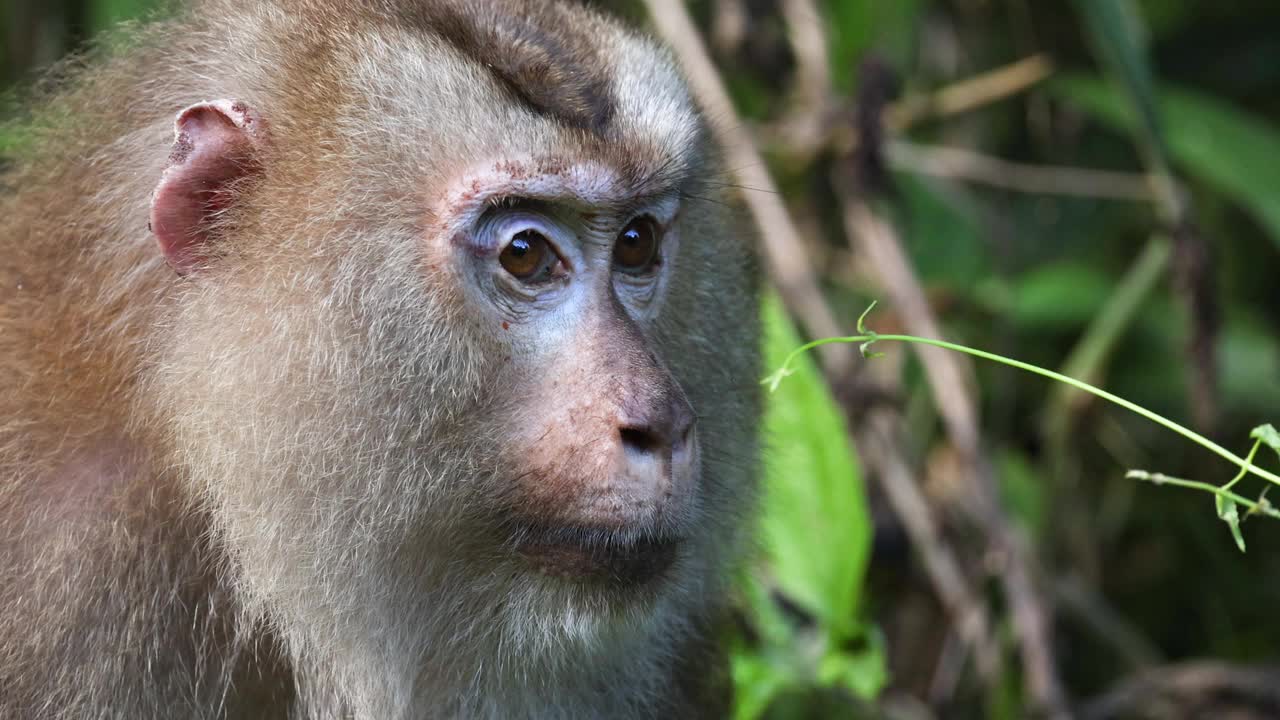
xmin=499 ymin=230 xmax=558 ymax=281
xmin=613 ymin=217 xmax=661 ymax=274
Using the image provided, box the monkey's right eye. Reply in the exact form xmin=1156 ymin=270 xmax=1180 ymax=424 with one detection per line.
xmin=499 ymin=230 xmax=558 ymax=281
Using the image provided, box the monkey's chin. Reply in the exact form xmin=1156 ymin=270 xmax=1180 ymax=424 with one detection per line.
xmin=511 ymin=524 xmax=682 ymax=588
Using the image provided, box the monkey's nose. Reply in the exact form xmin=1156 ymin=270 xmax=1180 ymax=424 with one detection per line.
xmin=618 ymin=396 xmax=695 ymax=466
xmin=603 ymin=393 xmax=699 ymax=525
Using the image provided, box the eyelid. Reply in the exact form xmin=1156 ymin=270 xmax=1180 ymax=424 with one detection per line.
xmin=627 ymin=196 xmax=680 ymax=226
xmin=476 ymin=210 xmax=573 ymax=270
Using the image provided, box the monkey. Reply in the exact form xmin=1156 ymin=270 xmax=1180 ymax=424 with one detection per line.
xmin=0 ymin=0 xmax=761 ymax=718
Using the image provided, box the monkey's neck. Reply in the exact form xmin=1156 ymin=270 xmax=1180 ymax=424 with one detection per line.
xmin=0 ymin=453 xmax=294 ymax=716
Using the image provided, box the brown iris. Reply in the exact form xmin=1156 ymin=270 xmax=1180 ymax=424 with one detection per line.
xmin=499 ymin=230 xmax=553 ymax=280
xmin=613 ymin=217 xmax=660 ymax=273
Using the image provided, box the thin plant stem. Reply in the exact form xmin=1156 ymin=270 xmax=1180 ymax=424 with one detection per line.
xmin=1222 ymin=439 xmax=1262 ymax=494
xmin=767 ymin=332 xmax=1280 ymax=488
xmin=1124 ymin=470 xmax=1280 ymax=519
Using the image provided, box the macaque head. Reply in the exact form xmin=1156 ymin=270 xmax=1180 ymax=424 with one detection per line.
xmin=145 ymin=0 xmax=759 ymax=702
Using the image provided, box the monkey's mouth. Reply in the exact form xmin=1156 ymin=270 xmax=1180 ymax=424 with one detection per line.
xmin=511 ymin=524 xmax=682 ymax=587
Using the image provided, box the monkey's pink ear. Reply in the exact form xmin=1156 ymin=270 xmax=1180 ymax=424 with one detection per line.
xmin=150 ymin=100 xmax=266 ymax=274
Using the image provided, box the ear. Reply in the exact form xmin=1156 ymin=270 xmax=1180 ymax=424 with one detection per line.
xmin=149 ymin=100 xmax=266 ymax=275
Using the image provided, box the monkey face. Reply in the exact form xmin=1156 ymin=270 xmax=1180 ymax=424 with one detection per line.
xmin=436 ymin=170 xmax=698 ymax=588
xmin=142 ymin=8 xmax=761 ymax=697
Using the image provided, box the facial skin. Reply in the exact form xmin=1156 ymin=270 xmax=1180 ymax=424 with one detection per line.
xmin=0 ymin=1 xmax=761 ymax=718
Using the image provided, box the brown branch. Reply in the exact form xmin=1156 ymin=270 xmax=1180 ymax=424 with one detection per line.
xmin=842 ymin=201 xmax=980 ymax=452
xmin=823 ymin=54 xmax=1055 ymax=156
xmin=888 ymin=140 xmax=1155 ymax=201
xmin=841 ymin=199 xmax=1071 ymax=720
xmin=1171 ymin=222 xmax=1219 ymax=431
xmin=771 ymin=53 xmax=1055 ymax=161
xmin=1083 ymin=662 xmax=1280 ymax=720
xmin=886 ymin=54 xmax=1054 ymax=130
xmin=645 ymin=0 xmax=1002 ymax=692
xmin=858 ymin=411 xmax=998 ymax=683
xmin=643 ymin=0 xmax=853 ymax=376
xmin=776 ymin=0 xmax=833 ymax=151
xmin=1053 ymin=575 xmax=1162 ymax=671
xmin=709 ymin=0 xmax=747 ymax=56
xmin=649 ymin=5 xmax=1072 ymax=716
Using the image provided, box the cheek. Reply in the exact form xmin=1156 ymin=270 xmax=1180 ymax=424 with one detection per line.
xmin=499 ymin=364 xmax=620 ymax=515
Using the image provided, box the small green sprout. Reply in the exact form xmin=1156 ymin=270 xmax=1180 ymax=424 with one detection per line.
xmin=766 ymin=303 xmax=1280 ymax=552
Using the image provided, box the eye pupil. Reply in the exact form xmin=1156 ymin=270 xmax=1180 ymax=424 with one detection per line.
xmin=499 ymin=230 xmax=551 ymax=279
xmin=613 ymin=217 xmax=660 ymax=272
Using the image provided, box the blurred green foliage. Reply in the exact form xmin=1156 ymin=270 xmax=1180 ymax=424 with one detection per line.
xmin=708 ymin=0 xmax=1280 ymax=715
xmin=87 ymin=0 xmax=163 ymax=32
xmin=1053 ymin=74 xmax=1280 ymax=247
xmin=732 ymin=297 xmax=881 ymax=718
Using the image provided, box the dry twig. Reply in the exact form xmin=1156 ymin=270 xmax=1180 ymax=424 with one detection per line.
xmin=643 ymin=0 xmax=853 ymax=376
xmin=776 ymin=0 xmax=833 ymax=150
xmin=888 ymin=140 xmax=1154 ymax=201
xmin=842 ymin=197 xmax=1071 ymax=720
xmin=858 ymin=412 xmax=998 ymax=681
xmin=647 ymin=2 xmax=1074 ymax=716
xmin=643 ymin=0 xmax=1001 ymax=696
xmin=886 ymin=54 xmax=1054 ymax=130
xmin=825 ymin=54 xmax=1055 ymax=156
xmin=1082 ymin=662 xmax=1280 ymax=720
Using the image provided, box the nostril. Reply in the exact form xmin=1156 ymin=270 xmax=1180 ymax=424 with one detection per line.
xmin=619 ymin=426 xmax=664 ymax=455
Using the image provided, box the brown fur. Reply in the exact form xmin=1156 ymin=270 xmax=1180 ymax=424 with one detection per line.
xmin=396 ymin=0 xmax=619 ymax=131
xmin=0 ymin=1 xmax=761 ymax=718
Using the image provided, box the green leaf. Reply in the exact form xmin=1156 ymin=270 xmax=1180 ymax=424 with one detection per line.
xmin=733 ymin=297 xmax=880 ymax=715
xmin=856 ymin=302 xmax=877 ymax=334
xmin=1052 ymin=74 xmax=1280 ymax=248
xmin=1135 ymin=0 xmax=1196 ymax=39
xmin=1070 ymin=0 xmax=1169 ymax=165
xmin=758 ymin=295 xmax=872 ymax=639
xmin=893 ymin=174 xmax=988 ymax=289
xmin=997 ymin=449 xmax=1046 ymax=537
xmin=1220 ymin=320 xmax=1280 ymax=416
xmin=1007 ymin=262 xmax=1114 ymax=330
xmin=823 ymin=0 xmax=924 ymax=93
xmin=1250 ymin=424 xmax=1280 ymax=464
xmin=1215 ymin=493 xmax=1246 ymax=552
xmin=817 ymin=633 xmax=889 ymax=700
xmin=731 ymin=654 xmax=793 ymax=720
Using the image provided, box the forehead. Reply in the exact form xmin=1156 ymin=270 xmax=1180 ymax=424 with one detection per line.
xmin=337 ymin=7 xmax=702 ymax=201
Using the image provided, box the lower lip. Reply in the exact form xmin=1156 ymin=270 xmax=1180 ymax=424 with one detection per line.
xmin=515 ymin=531 xmax=682 ymax=586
